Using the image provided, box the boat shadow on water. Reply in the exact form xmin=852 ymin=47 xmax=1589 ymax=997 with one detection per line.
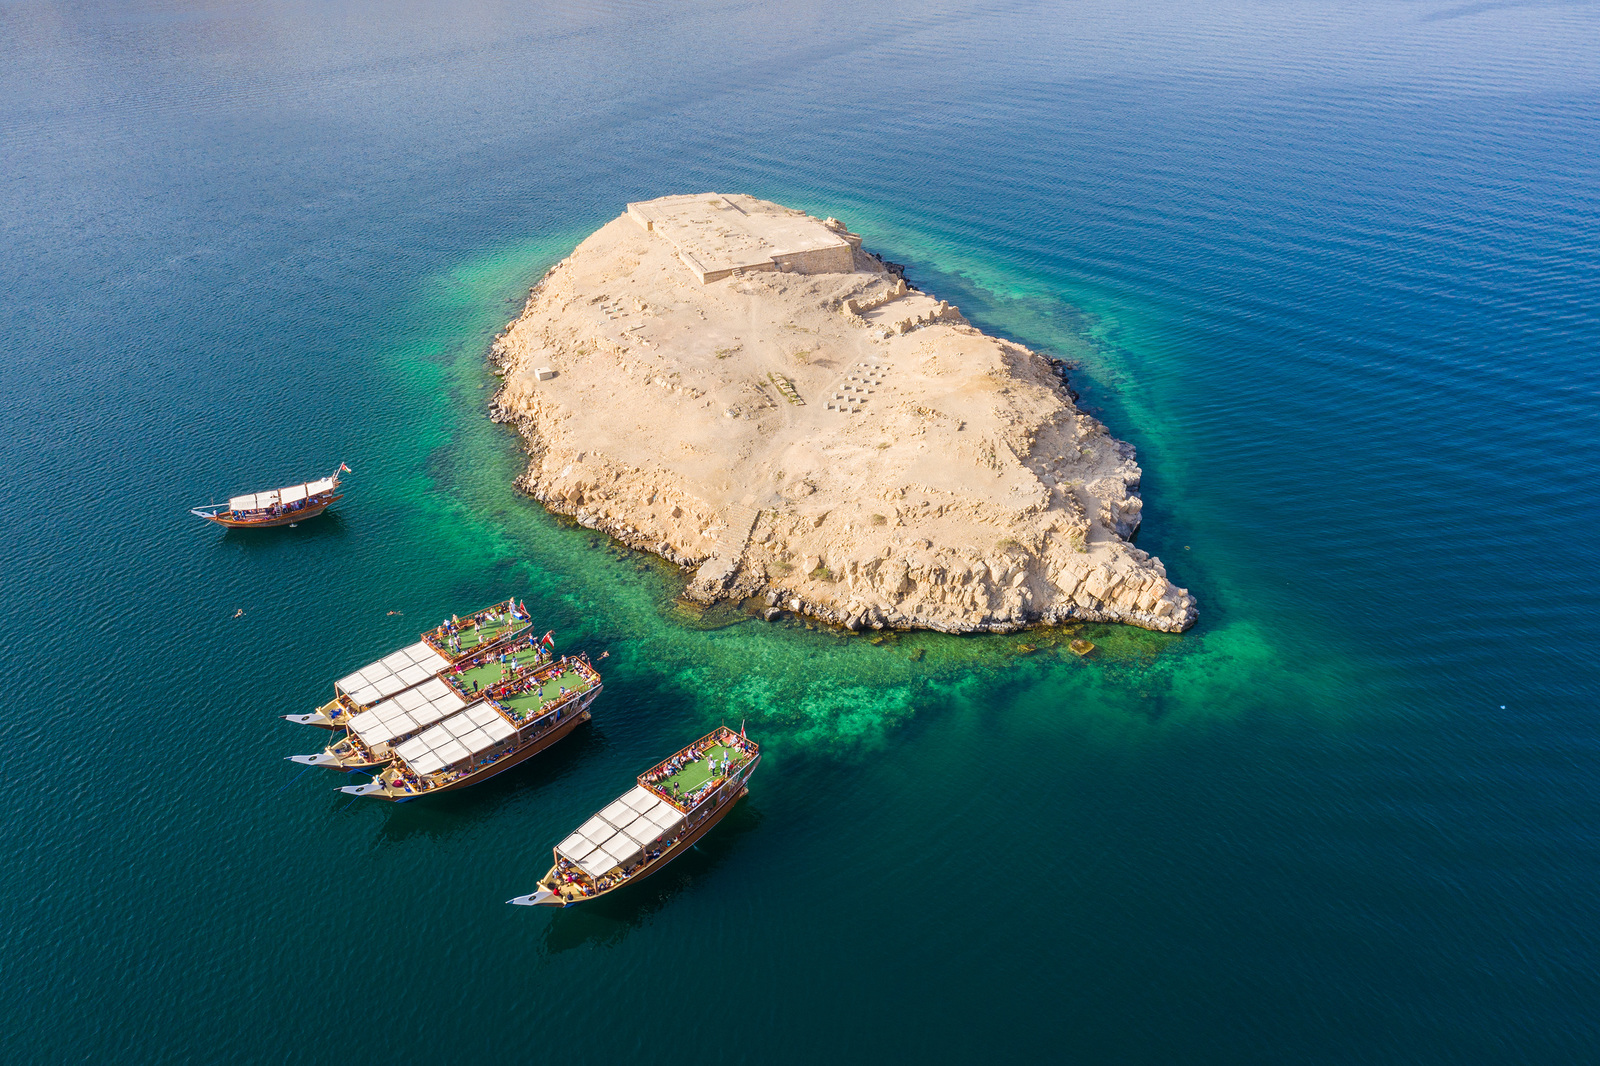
xmin=352 ymin=721 xmax=611 ymax=844
xmin=536 ymin=800 xmax=765 ymax=955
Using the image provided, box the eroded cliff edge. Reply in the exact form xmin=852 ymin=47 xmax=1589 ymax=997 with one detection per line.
xmin=489 ymin=193 xmax=1196 ymax=633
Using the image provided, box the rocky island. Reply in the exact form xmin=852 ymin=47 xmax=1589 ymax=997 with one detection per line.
xmin=489 ymin=194 xmax=1196 ymax=634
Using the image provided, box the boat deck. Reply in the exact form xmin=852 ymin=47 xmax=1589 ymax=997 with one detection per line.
xmin=527 ymin=736 xmax=758 ymax=904
xmin=449 ymin=651 xmax=539 ymax=694
xmin=495 ymin=668 xmax=592 ymax=722
xmin=652 ymin=743 xmax=747 ymax=806
xmin=429 ymin=615 xmax=522 ymax=655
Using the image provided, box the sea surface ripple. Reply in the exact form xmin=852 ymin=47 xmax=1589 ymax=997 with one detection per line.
xmin=1 ymin=1 xmax=1598 ymax=1062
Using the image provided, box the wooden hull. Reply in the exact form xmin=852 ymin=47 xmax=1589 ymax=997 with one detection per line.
xmin=371 ymin=705 xmax=592 ymax=802
xmin=536 ymin=767 xmax=757 ymax=906
xmin=204 ymin=496 xmax=339 ymax=528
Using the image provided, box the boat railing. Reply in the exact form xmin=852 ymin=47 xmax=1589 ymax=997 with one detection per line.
xmin=688 ymin=756 xmax=758 ymax=813
xmin=638 ymin=727 xmax=758 ymax=784
xmin=644 ymin=753 xmax=756 ymax=814
xmin=507 ymin=678 xmax=597 ymax=728
xmin=423 ymin=603 xmax=520 ymax=655
xmin=455 ymin=634 xmax=537 ymax=668
xmin=444 ymin=644 xmax=546 ymax=698
xmin=486 ymin=656 xmax=592 ymax=708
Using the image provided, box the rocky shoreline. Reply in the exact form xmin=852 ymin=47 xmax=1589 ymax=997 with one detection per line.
xmin=488 ymin=194 xmax=1196 ymax=635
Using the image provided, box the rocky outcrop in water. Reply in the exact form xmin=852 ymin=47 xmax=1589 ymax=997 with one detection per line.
xmin=489 ymin=194 xmax=1196 ymax=634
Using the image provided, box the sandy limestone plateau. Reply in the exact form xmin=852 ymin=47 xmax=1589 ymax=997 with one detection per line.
xmin=489 ymin=193 xmax=1196 ymax=634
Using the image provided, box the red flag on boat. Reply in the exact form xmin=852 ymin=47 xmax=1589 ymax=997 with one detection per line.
xmin=739 ymin=719 xmax=746 ymax=740
xmin=541 ymin=630 xmax=554 ymax=648
xmin=338 ymin=463 xmax=351 ymax=473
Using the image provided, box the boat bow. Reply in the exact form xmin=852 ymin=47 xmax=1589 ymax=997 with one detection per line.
xmin=286 ymin=753 xmax=338 ymax=767
xmin=506 ymin=888 xmax=557 ymax=907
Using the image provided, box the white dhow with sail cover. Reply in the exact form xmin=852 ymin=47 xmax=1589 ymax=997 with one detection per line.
xmin=190 ymin=463 xmax=349 ymax=529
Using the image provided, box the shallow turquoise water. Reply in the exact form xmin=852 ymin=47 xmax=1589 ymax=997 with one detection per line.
xmin=2 ymin=1 xmax=1599 ymax=1061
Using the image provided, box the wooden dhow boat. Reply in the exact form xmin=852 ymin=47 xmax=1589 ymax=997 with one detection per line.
xmin=282 ymin=599 xmax=535 ymax=730
xmin=287 ymin=635 xmax=554 ymax=771
xmin=508 ymin=726 xmax=759 ymax=907
xmin=190 ymin=463 xmax=350 ymax=528
xmin=337 ymin=652 xmax=603 ymax=802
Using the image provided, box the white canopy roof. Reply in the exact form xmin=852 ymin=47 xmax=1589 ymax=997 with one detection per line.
xmin=577 ymin=851 xmax=616 ymax=879
xmin=466 ymin=703 xmax=502 ymax=728
xmin=334 ymin=642 xmax=451 ymax=708
xmin=601 ymin=834 xmax=642 ymax=871
xmin=645 ymin=803 xmax=686 ymax=836
xmin=558 ymin=831 xmax=598 ymax=861
xmin=435 ymin=739 xmax=470 ymax=766
xmin=227 ymin=474 xmax=337 ymax=513
xmin=620 ymin=813 xmax=663 ymax=847
xmin=556 ymin=785 xmax=687 ymax=875
xmin=600 ymin=797 xmax=637 ymax=827
xmin=576 ymin=816 xmax=614 ymax=844
xmin=575 ymin=828 xmax=637 ymax=879
xmin=409 ymin=751 xmax=446 ymax=776
xmin=621 ymin=785 xmax=660 ymax=814
xmin=349 ymin=679 xmax=469 ymax=748
xmin=228 ymin=489 xmax=280 ymax=512
xmin=392 ymin=703 xmax=515 ymax=775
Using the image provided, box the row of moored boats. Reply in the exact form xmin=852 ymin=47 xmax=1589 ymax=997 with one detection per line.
xmin=284 ymin=598 xmax=760 ymax=907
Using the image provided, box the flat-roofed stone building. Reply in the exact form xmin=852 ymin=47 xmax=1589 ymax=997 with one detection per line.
xmin=627 ymin=192 xmax=858 ymax=284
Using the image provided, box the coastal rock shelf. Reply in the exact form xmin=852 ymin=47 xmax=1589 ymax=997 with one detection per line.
xmin=489 ymin=194 xmax=1196 ymax=634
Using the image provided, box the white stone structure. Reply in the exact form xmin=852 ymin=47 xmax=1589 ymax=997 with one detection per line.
xmin=627 ymin=193 xmax=857 ymax=284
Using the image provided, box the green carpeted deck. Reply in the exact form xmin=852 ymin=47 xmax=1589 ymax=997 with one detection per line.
xmin=449 ymin=653 xmax=536 ymax=694
xmin=656 ymin=744 xmax=744 ymax=800
xmin=425 ymin=610 xmax=526 ymax=657
xmin=496 ymin=669 xmax=590 ymax=721
xmin=458 ymin=617 xmax=519 ymax=649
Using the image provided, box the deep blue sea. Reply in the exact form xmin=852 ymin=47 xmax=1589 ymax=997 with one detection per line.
xmin=3 ymin=1 xmax=1599 ymax=1061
